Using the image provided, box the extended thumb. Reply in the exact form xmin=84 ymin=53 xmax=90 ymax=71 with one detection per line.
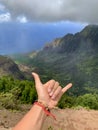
xmin=32 ymin=72 xmax=42 ymax=88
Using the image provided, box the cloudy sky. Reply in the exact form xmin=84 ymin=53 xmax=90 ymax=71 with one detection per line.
xmin=0 ymin=0 xmax=97 ymax=54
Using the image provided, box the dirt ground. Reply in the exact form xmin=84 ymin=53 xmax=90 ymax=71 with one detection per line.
xmin=0 ymin=107 xmax=98 ymax=130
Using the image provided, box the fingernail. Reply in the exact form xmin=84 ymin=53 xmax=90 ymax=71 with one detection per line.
xmin=48 ymin=88 xmax=51 ymax=93
xmin=32 ymin=72 xmax=35 ymax=75
xmin=49 ymin=92 xmax=53 ymax=96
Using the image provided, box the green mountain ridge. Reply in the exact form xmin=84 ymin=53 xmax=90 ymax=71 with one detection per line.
xmin=12 ymin=25 xmax=98 ymax=96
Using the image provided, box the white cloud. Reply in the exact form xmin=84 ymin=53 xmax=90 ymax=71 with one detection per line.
xmin=17 ymin=16 xmax=27 ymax=23
xmin=0 ymin=12 xmax=11 ymax=22
xmin=0 ymin=0 xmax=98 ymax=24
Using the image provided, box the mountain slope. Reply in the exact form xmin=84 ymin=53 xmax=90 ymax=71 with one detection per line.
xmin=12 ymin=25 xmax=98 ymax=95
xmin=0 ymin=55 xmax=25 ymax=79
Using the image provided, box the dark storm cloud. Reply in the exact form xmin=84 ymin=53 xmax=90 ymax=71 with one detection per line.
xmin=0 ymin=0 xmax=98 ymax=24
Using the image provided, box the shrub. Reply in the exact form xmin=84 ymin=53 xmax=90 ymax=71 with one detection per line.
xmin=0 ymin=92 xmax=20 ymax=110
xmin=76 ymin=93 xmax=98 ymax=110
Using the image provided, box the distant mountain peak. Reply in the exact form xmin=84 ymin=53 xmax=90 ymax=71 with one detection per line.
xmin=81 ymin=24 xmax=98 ymax=36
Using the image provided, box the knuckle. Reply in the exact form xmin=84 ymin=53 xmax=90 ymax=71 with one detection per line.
xmin=53 ymin=93 xmax=57 ymax=98
xmin=50 ymin=79 xmax=55 ymax=83
xmin=59 ymin=86 xmax=62 ymax=90
xmin=56 ymin=81 xmax=59 ymax=86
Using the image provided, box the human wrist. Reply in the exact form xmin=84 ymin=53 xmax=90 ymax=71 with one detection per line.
xmin=34 ymin=101 xmax=56 ymax=120
xmin=36 ymin=99 xmax=53 ymax=110
xmin=37 ymin=99 xmax=48 ymax=108
xmin=36 ymin=99 xmax=56 ymax=109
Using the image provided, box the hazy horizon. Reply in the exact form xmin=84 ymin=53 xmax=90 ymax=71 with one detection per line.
xmin=0 ymin=22 xmax=86 ymax=55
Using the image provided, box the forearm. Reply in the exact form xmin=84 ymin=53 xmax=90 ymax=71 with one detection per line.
xmin=13 ymin=104 xmax=46 ymax=130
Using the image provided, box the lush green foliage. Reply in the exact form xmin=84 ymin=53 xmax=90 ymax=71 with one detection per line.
xmin=58 ymin=93 xmax=98 ymax=110
xmin=0 ymin=76 xmax=37 ymax=109
xmin=76 ymin=94 xmax=98 ymax=110
xmin=0 ymin=76 xmax=98 ymax=110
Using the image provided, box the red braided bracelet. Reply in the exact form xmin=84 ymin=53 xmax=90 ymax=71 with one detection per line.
xmin=34 ymin=102 xmax=56 ymax=120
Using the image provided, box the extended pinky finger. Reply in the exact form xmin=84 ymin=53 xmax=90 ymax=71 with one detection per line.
xmin=62 ymin=83 xmax=72 ymax=94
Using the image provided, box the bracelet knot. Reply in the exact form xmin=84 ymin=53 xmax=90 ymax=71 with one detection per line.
xmin=34 ymin=101 xmax=56 ymax=120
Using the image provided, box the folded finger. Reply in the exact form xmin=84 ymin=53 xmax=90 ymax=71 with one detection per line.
xmin=49 ymin=81 xmax=59 ymax=96
xmin=51 ymin=86 xmax=62 ymax=100
xmin=47 ymin=80 xmax=56 ymax=93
